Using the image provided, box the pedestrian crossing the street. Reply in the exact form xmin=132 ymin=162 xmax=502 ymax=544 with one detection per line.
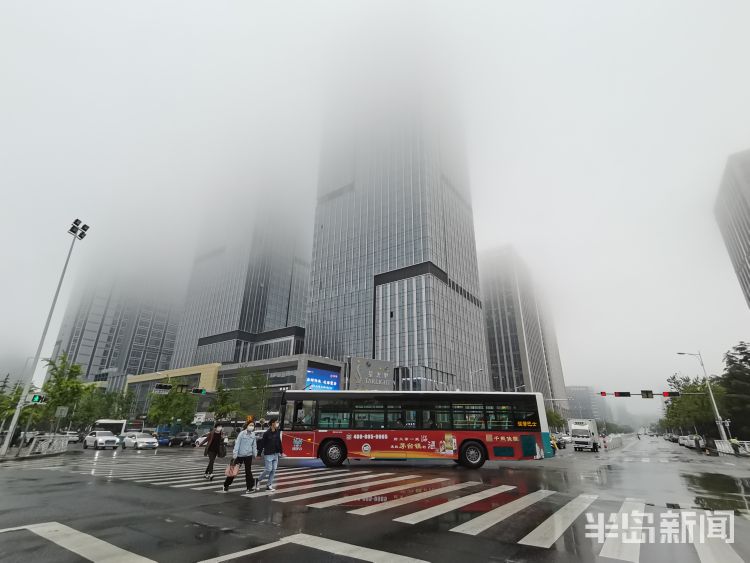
xmin=1 ymin=456 xmax=744 ymax=562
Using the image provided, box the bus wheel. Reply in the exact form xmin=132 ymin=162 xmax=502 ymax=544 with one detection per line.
xmin=459 ymin=441 xmax=486 ymax=469
xmin=320 ymin=440 xmax=347 ymax=467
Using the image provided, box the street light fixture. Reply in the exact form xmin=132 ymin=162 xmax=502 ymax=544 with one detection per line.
xmin=676 ymin=351 xmax=728 ymax=442
xmin=0 ymin=219 xmax=91 ymax=456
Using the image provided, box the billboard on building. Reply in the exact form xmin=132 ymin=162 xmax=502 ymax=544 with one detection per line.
xmin=305 ymin=366 xmax=341 ymax=391
xmin=348 ymin=357 xmax=395 ymax=391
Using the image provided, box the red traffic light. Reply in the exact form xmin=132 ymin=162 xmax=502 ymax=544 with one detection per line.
xmin=662 ymin=391 xmax=680 ymax=397
xmin=600 ymin=391 xmax=607 ymax=396
xmin=614 ymin=391 xmax=631 ymax=397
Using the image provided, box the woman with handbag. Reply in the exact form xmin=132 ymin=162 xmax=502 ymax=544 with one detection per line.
xmin=203 ymin=424 xmax=224 ymax=480
xmin=222 ymin=421 xmax=258 ymax=493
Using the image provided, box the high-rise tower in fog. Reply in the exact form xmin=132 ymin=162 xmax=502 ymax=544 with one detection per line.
xmin=715 ymin=148 xmax=750 ymax=309
xmin=480 ymin=247 xmax=568 ymax=410
xmin=170 ymin=220 xmax=309 ymax=369
xmin=305 ymin=102 xmax=490 ymax=391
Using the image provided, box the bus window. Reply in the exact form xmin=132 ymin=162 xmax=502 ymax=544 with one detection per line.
xmin=291 ymin=400 xmax=316 ymax=430
xmin=452 ymin=403 xmax=485 ymax=430
xmin=486 ymin=404 xmax=513 ymax=430
xmin=386 ymin=404 xmax=417 ymax=429
xmin=417 ymin=406 xmax=450 ymax=430
xmin=354 ymin=411 xmax=385 ymax=429
xmin=318 ymin=400 xmax=351 ymax=429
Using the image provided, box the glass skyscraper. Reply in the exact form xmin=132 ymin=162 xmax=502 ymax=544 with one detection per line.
xmin=51 ymin=280 xmax=180 ymax=387
xmin=715 ymin=148 xmax=750 ymax=309
xmin=170 ymin=222 xmax=309 ymax=369
xmin=480 ymin=247 xmax=568 ymax=411
xmin=306 ymin=109 xmax=490 ymax=392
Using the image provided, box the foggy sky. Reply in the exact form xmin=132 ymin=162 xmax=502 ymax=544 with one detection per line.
xmin=2 ymin=1 xmax=749 ymax=422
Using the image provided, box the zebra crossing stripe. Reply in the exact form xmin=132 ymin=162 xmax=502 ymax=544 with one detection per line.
xmin=349 ymin=481 xmax=481 ymax=516
xmin=308 ymin=478 xmax=450 ymax=509
xmin=190 ymin=468 xmax=337 ymax=491
xmin=517 ymin=494 xmax=598 ymax=548
xmin=193 ymin=469 xmax=342 ymax=491
xmin=598 ymin=498 xmax=645 ymax=562
xmin=198 ymin=470 xmax=358 ymax=493
xmin=393 ymin=485 xmax=516 ymax=525
xmin=274 ymin=474 xmax=420 ymax=503
xmin=641 ymin=458 xmax=650 ymax=463
xmin=449 ymin=489 xmax=556 ymax=535
xmin=244 ymin=472 xmax=395 ymax=498
xmin=0 ymin=522 xmax=156 ymax=563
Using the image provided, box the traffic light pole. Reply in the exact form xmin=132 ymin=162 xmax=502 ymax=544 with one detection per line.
xmin=695 ymin=352 xmax=729 ymax=442
xmin=0 ymin=235 xmax=77 ymax=457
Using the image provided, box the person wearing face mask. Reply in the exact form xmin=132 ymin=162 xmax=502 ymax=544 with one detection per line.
xmin=204 ymin=423 xmax=224 ymax=480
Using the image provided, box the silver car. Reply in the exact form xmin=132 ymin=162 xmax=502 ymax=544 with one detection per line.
xmin=122 ymin=432 xmax=159 ymax=449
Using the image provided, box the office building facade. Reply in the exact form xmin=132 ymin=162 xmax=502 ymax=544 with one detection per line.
xmin=480 ymin=248 xmax=568 ymax=411
xmin=305 ymin=111 xmax=490 ymax=391
xmin=170 ymin=224 xmax=310 ymax=369
xmin=51 ymin=281 xmax=180 ymax=388
xmin=715 ymin=148 xmax=750 ymax=308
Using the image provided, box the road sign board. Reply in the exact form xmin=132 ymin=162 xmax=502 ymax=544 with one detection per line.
xmin=55 ymin=406 xmax=69 ymax=417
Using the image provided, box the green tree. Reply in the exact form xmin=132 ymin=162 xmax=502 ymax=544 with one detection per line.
xmin=234 ymin=370 xmax=269 ymax=420
xmin=662 ymin=374 xmax=725 ymax=437
xmin=41 ymin=354 xmax=84 ymax=429
xmin=721 ymin=341 xmax=750 ymax=439
xmin=546 ymin=409 xmax=565 ymax=430
xmin=211 ymin=382 xmax=239 ymax=420
xmin=148 ymin=384 xmax=197 ymax=426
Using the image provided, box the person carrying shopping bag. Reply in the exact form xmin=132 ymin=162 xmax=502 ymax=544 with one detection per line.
xmin=222 ymin=421 xmax=257 ymax=493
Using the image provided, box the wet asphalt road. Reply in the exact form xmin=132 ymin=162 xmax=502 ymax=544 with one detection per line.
xmin=0 ymin=436 xmax=748 ymax=562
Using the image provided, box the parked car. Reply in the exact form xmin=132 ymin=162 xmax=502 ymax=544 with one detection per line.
xmin=156 ymin=433 xmax=171 ymax=447
xmin=83 ymin=430 xmax=119 ymax=450
xmin=64 ymin=431 xmax=80 ymax=443
xmin=122 ymin=432 xmax=159 ymax=449
xmin=194 ymin=433 xmax=210 ymax=448
xmin=678 ymin=435 xmax=691 ymax=446
xmin=168 ymin=432 xmax=197 ymax=447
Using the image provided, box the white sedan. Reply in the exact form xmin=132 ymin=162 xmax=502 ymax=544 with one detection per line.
xmin=122 ymin=432 xmax=159 ymax=449
xmin=83 ymin=431 xmax=119 ymax=450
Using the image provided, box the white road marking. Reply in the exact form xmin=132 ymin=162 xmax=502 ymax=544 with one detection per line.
xmin=195 ymin=469 xmax=358 ymax=493
xmin=349 ymin=481 xmax=480 ymax=516
xmin=598 ymin=498 xmax=645 ymax=562
xmin=659 ymin=459 xmax=669 ymax=463
xmin=641 ymin=458 xmax=650 ymax=463
xmin=189 ymin=468 xmax=340 ymax=490
xmin=449 ymin=489 xmax=556 ymax=535
xmin=517 ymin=494 xmax=598 ymax=548
xmin=308 ymin=478 xmax=450 ymax=509
xmin=274 ymin=474 xmax=420 ymax=503
xmin=244 ymin=472 xmax=395 ymax=498
xmin=624 ymin=458 xmax=634 ymax=462
xmin=196 ymin=532 xmax=427 ymax=563
xmin=694 ymin=537 xmax=744 ymax=563
xmin=0 ymin=521 xmax=155 ymax=562
xmin=393 ymin=485 xmax=516 ymax=525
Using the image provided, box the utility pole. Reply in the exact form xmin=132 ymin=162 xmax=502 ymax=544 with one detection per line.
xmin=677 ymin=351 xmax=729 ymax=442
xmin=0 ymin=219 xmax=90 ymax=457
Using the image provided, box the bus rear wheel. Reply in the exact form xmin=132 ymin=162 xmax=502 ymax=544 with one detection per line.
xmin=320 ymin=440 xmax=347 ymax=467
xmin=459 ymin=441 xmax=486 ymax=469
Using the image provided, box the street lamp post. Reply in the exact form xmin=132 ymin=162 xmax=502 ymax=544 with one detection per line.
xmin=469 ymin=369 xmax=484 ymax=392
xmin=677 ymin=351 xmax=729 ymax=442
xmin=0 ymin=219 xmax=90 ymax=457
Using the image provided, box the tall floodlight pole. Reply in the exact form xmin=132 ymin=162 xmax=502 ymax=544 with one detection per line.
xmin=0 ymin=219 xmax=90 ymax=456
xmin=677 ymin=351 xmax=728 ymax=442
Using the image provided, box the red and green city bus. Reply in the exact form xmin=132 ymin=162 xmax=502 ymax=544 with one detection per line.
xmin=279 ymin=390 xmax=552 ymax=468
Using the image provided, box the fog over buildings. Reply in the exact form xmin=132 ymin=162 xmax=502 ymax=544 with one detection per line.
xmin=2 ymin=2 xmax=750 ymax=424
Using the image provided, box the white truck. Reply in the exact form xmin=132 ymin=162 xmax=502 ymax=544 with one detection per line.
xmin=569 ymin=419 xmax=600 ymax=452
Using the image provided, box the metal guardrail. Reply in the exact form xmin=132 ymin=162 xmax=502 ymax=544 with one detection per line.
xmin=21 ymin=436 xmax=69 ymax=457
xmin=715 ymin=440 xmax=750 ymax=456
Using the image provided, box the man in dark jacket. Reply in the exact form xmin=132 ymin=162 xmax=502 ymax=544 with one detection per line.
xmin=203 ymin=424 xmax=224 ymax=480
xmin=255 ymin=418 xmax=283 ymax=491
